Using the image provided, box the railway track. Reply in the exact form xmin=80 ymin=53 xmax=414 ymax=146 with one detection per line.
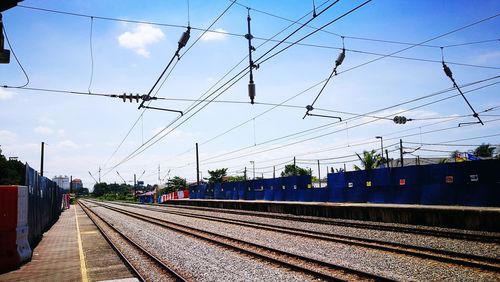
xmin=79 ymin=201 xmax=189 ymax=282
xmin=148 ymin=202 xmax=500 ymax=243
xmin=87 ymin=200 xmax=395 ymax=281
xmin=104 ymin=201 xmax=500 ymax=272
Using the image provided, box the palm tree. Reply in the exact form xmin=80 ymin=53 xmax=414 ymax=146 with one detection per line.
xmin=474 ymin=143 xmax=495 ymax=158
xmin=354 ymin=150 xmax=382 ymax=170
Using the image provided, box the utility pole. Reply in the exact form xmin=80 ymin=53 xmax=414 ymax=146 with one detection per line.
xmin=98 ymin=166 xmax=101 ymax=183
xmin=70 ymin=175 xmax=73 ymax=194
xmin=196 ymin=143 xmax=200 ymax=186
xmin=244 ymin=167 xmax=247 ymax=181
xmin=273 ymin=166 xmax=275 ymax=179
xmin=40 ymin=142 xmax=44 ymax=176
xmin=317 ymin=160 xmax=321 ymax=188
xmin=385 ymin=149 xmax=390 ymax=168
xmin=293 ymin=157 xmax=296 ymax=176
xmin=400 ymin=139 xmax=404 ymax=167
xmin=134 ymin=173 xmax=137 ymax=199
xmin=376 ymin=136 xmax=384 ymax=162
xmin=250 ymin=161 xmax=255 ymax=180
xmin=158 ymin=164 xmax=160 ymax=184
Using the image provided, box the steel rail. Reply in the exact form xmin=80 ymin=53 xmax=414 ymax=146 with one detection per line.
xmin=79 ymin=200 xmax=189 ymax=282
xmin=90 ymin=200 xmax=394 ymax=282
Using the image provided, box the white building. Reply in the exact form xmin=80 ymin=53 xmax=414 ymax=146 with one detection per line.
xmin=52 ymin=175 xmax=70 ymax=190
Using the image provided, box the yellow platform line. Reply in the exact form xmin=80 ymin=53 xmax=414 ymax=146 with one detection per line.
xmin=74 ymin=205 xmax=89 ymax=282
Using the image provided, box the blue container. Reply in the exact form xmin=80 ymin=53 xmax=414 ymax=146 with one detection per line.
xmin=328 ymin=172 xmax=347 ymax=202
xmin=345 ymin=170 xmax=368 ymax=203
xmin=366 ymin=168 xmax=391 ymax=203
xmin=253 ymin=179 xmax=265 ymax=200
xmin=391 ymin=166 xmax=421 ymax=204
xmin=420 ymin=163 xmax=460 ymax=205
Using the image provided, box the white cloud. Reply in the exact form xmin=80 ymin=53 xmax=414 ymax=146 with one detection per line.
xmin=38 ymin=116 xmax=55 ymax=125
xmin=201 ymin=28 xmax=228 ymax=41
xmin=0 ymin=130 xmax=17 ymax=144
xmin=471 ymin=51 xmax=500 ymax=65
xmin=0 ymin=88 xmax=16 ymax=100
xmin=118 ymin=24 xmax=165 ymax=57
xmin=34 ymin=126 xmax=54 ymax=135
xmin=57 ymin=140 xmax=79 ymax=149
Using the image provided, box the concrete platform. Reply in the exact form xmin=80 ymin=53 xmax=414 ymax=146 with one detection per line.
xmin=0 ymin=204 xmax=136 ymax=282
xmin=164 ymin=199 xmax=500 ymax=232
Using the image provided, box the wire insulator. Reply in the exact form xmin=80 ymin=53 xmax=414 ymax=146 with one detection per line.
xmin=443 ymin=62 xmax=453 ymax=79
xmin=335 ymin=49 xmax=345 ymax=67
xmin=178 ymin=27 xmax=191 ymax=49
xmin=248 ymin=82 xmax=256 ymax=104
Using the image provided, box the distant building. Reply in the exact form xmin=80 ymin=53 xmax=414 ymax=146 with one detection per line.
xmin=71 ymin=178 xmax=83 ymax=191
xmin=52 ymin=175 xmax=70 ymax=190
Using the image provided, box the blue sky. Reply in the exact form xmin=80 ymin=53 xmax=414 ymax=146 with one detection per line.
xmin=1 ymin=0 xmax=499 ymax=188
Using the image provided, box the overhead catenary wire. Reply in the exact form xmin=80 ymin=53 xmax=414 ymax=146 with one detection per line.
xmin=164 ymin=14 xmax=500 ymax=164
xmin=303 ymin=36 xmax=345 ymax=119
xmin=198 ymin=83 xmax=499 ymax=166
xmin=441 ymin=47 xmax=483 ymax=125
xmin=198 ymin=77 xmax=499 ymax=164
xmin=1 ymin=19 xmax=29 ymax=88
xmin=18 ymin=3 xmax=500 ymax=53
xmin=87 ymin=16 xmax=94 ymax=93
xmin=18 ymin=2 xmax=496 ymax=178
xmin=103 ymin=0 xmax=353 ymax=173
xmin=102 ymin=1 xmax=236 ymax=171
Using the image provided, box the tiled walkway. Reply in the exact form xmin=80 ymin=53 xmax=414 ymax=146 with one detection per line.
xmin=0 ymin=204 xmax=136 ymax=282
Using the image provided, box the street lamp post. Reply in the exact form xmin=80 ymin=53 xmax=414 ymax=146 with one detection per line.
xmin=250 ymin=161 xmax=255 ymax=180
xmin=376 ymin=136 xmax=384 ymax=162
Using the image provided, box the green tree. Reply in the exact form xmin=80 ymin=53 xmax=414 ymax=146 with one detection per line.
xmin=92 ymin=182 xmax=108 ymax=197
xmin=0 ymin=149 xmax=25 ymax=185
xmin=162 ymin=176 xmax=187 ymax=193
xmin=227 ymin=175 xmax=245 ymax=182
xmin=207 ymin=168 xmax=228 ymax=183
xmin=280 ymin=164 xmax=310 ymax=177
xmin=474 ymin=143 xmax=495 ymax=158
xmin=353 ymin=150 xmax=382 ymax=170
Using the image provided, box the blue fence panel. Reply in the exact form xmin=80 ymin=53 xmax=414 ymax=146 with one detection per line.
xmin=457 ymin=160 xmax=500 ymax=207
xmin=263 ymin=178 xmax=278 ymax=201
xmin=253 ymin=179 xmax=265 ymax=200
xmin=196 ymin=183 xmax=208 ymax=199
xmin=345 ymin=170 xmax=368 ymax=203
xmin=391 ymin=166 xmax=421 ymax=204
xmin=213 ymin=183 xmax=223 ymax=199
xmin=243 ymin=180 xmax=255 ymax=201
xmin=282 ymin=176 xmax=299 ymax=201
xmin=312 ymin=187 xmax=329 ymax=202
xmin=327 ymin=172 xmax=347 ymax=202
xmin=366 ymin=168 xmax=392 ymax=203
xmin=273 ymin=180 xmax=286 ymax=201
xmin=420 ymin=163 xmax=459 ymax=205
xmin=189 ymin=185 xmax=197 ymax=199
xmin=223 ymin=182 xmax=234 ymax=200
xmin=237 ymin=181 xmax=246 ymax=200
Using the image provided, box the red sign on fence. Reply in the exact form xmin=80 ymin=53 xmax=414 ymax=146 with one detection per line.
xmin=445 ymin=176 xmax=454 ymax=184
xmin=399 ymin=179 xmax=406 ymax=185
